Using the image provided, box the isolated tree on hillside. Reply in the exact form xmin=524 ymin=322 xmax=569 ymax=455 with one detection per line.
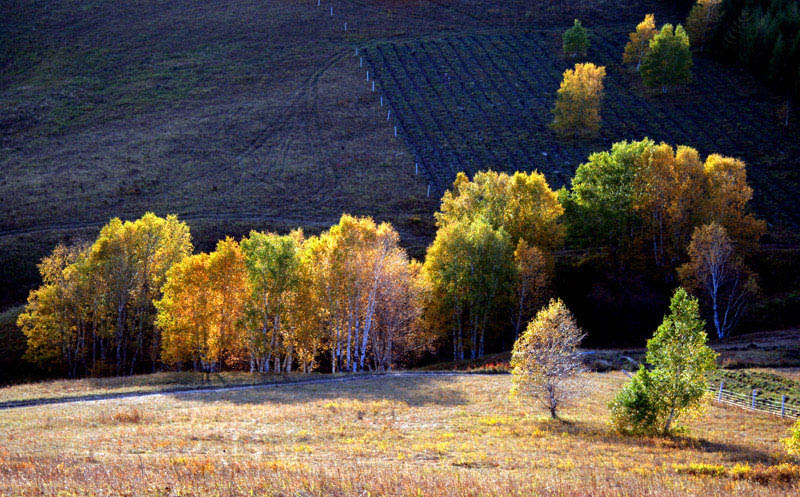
xmin=684 ymin=0 xmax=722 ymax=51
xmin=623 ymin=14 xmax=657 ymax=71
xmin=610 ymin=288 xmax=717 ymax=435
xmin=678 ymin=223 xmax=757 ymax=339
xmin=510 ymin=299 xmax=585 ymax=419
xmin=563 ymin=19 xmax=589 ymax=58
xmin=641 ymin=24 xmax=692 ymax=93
xmin=552 ymin=62 xmax=606 ymax=138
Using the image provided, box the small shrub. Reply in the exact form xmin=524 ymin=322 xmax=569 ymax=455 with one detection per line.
xmin=609 ymin=366 xmax=663 ymax=435
xmin=674 ymin=462 xmax=726 ymax=477
xmin=742 ymin=463 xmax=800 ymax=485
xmin=100 ymin=408 xmax=143 ymax=424
xmin=673 ymin=462 xmax=800 ymax=484
xmin=784 ymin=420 xmax=800 ymax=457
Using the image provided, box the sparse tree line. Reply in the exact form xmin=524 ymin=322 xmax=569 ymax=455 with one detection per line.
xmin=18 ymin=136 xmax=764 ymax=376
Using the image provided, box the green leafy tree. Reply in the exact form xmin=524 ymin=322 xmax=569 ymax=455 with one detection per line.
xmin=641 ymin=24 xmax=693 ymax=93
xmin=561 ymin=139 xmax=652 ymax=258
xmin=240 ymin=231 xmax=301 ymax=372
xmin=423 ymin=216 xmax=515 ymax=360
xmin=609 ymin=288 xmax=717 ymax=435
xmin=563 ymin=19 xmax=589 ymax=57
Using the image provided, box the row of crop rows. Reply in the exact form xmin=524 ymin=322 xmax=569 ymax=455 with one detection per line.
xmin=365 ymin=29 xmax=800 ymax=229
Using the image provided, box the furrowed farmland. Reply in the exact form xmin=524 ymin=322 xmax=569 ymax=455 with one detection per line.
xmin=364 ymin=29 xmax=800 ymax=234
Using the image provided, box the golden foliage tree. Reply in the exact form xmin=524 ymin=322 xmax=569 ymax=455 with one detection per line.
xmin=18 ymin=214 xmax=191 ymax=377
xmin=302 ymin=214 xmax=421 ymax=372
xmin=436 ymin=170 xmax=564 ymax=253
xmin=511 ymin=299 xmax=585 ymax=419
xmin=427 ymin=170 xmax=564 ymax=359
xmin=156 ymin=238 xmax=249 ymax=372
xmin=552 ymin=63 xmax=606 ymax=139
xmin=623 ymin=14 xmax=657 ymax=71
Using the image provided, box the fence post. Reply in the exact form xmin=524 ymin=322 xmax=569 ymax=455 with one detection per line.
xmin=718 ymin=381 xmax=724 ymax=402
xmin=782 ymin=395 xmax=787 ymax=418
xmin=751 ymin=389 xmax=757 ymax=410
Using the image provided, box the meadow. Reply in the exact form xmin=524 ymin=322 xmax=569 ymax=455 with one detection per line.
xmin=0 ymin=373 xmax=798 ymax=496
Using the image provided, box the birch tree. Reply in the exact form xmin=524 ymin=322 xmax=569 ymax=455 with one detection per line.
xmin=678 ymin=223 xmax=757 ymax=339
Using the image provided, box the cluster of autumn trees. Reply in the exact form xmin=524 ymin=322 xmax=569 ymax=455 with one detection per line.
xmin=18 ymin=136 xmax=764 ymax=375
xmin=18 ymin=215 xmax=430 ymax=376
xmin=156 ymin=217 xmax=429 ymax=374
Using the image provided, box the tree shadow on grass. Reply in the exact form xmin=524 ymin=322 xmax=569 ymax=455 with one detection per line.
xmin=538 ymin=417 xmax=784 ymax=466
xmin=167 ymin=374 xmax=470 ymax=408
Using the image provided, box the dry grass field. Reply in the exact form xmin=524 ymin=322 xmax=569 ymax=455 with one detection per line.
xmin=0 ymin=374 xmax=798 ymax=496
xmin=0 ymin=371 xmax=328 ymax=405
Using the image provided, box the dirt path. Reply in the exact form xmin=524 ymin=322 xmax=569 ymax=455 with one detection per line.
xmin=0 ymin=371 xmax=473 ymax=411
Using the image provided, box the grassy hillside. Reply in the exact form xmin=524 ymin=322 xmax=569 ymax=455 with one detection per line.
xmin=0 ymin=0 xmax=681 ymax=307
xmin=0 ymin=374 xmax=796 ymax=495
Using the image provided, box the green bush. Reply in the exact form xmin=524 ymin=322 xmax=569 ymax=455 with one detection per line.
xmin=563 ymin=19 xmax=589 ymax=57
xmin=609 ymin=366 xmax=664 ymax=434
xmin=641 ymin=24 xmax=693 ymax=93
